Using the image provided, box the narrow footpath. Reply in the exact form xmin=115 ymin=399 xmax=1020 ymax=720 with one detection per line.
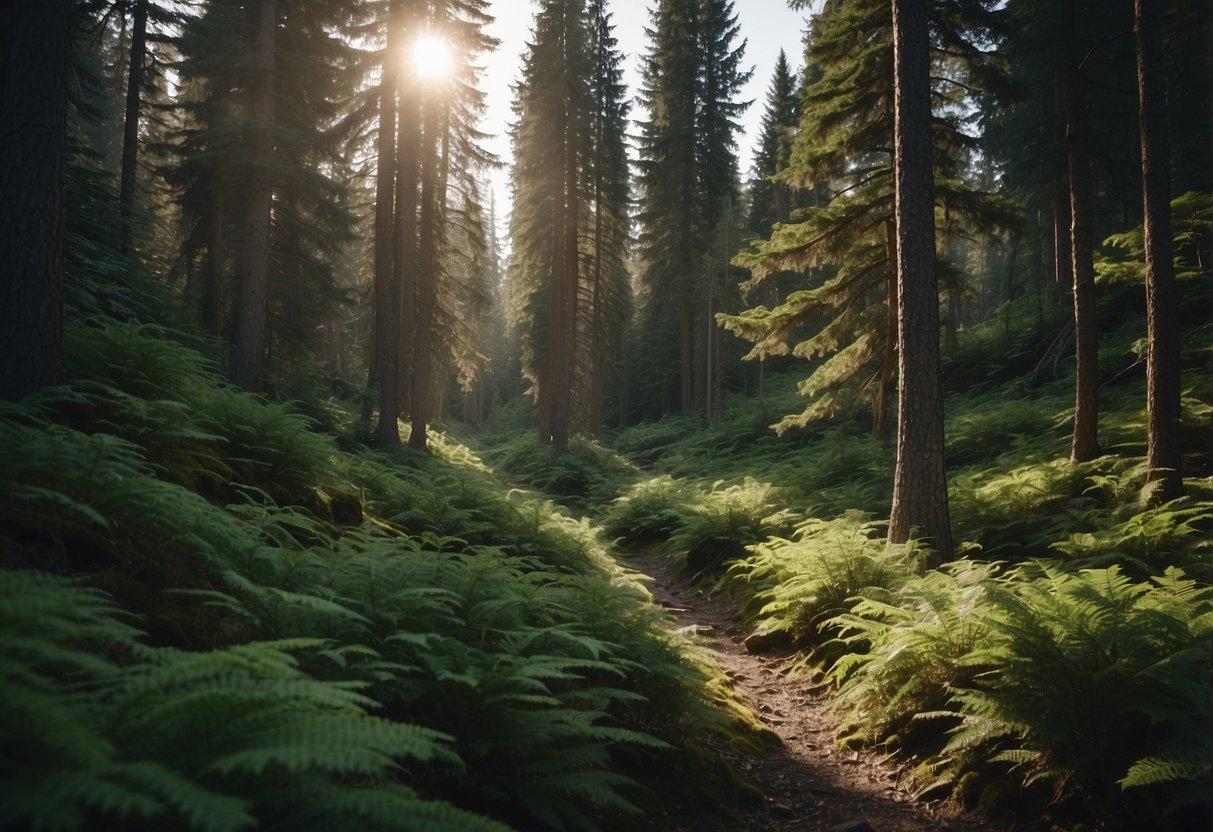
xmin=633 ymin=554 xmax=1010 ymax=832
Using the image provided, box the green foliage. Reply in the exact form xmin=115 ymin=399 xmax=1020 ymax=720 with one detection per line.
xmin=825 ymin=565 xmax=1213 ymax=823
xmin=0 ymin=571 xmax=503 ymax=832
xmin=1 ymin=320 xmax=756 ymax=832
xmin=827 ymin=561 xmax=1000 ymax=760
xmin=1096 ymin=191 xmax=1213 ymax=286
xmin=670 ymin=478 xmax=798 ymax=576
xmin=721 ymin=513 xmax=922 ymax=663
xmin=946 ymin=567 xmax=1213 ymax=822
xmin=602 ymin=475 xmax=693 ymax=546
xmin=1052 ymin=499 xmax=1213 ymax=580
xmin=483 ymin=432 xmax=638 ymax=513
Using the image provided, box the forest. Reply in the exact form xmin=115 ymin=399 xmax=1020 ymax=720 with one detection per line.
xmin=0 ymin=0 xmax=1210 ymax=830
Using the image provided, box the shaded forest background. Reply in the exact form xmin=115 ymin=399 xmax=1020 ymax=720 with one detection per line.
xmin=1 ymin=0 xmax=1211 ymax=830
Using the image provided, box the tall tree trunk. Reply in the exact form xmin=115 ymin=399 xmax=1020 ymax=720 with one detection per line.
xmin=1135 ymin=0 xmax=1183 ymax=501
xmin=589 ymin=188 xmax=605 ymax=438
xmin=373 ymin=31 xmax=401 ymax=447
xmin=408 ymin=92 xmax=443 ymax=452
xmin=395 ymin=7 xmax=421 ymax=418
xmin=118 ymin=0 xmax=148 ymax=253
xmin=231 ymin=0 xmax=276 ymax=392
xmin=1062 ymin=0 xmax=1099 ymax=463
xmin=552 ymin=79 xmax=579 ymax=457
xmin=887 ymin=0 xmax=952 ymax=564
xmin=874 ymin=220 xmax=899 ymax=441
xmin=679 ymin=285 xmax=694 ymax=410
xmin=0 ymin=0 xmax=69 ymax=400
xmin=1051 ymin=61 xmax=1073 ymax=310
xmin=202 ymin=181 xmax=227 ymax=335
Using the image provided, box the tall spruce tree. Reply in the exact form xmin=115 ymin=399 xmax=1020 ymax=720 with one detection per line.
xmin=1134 ymin=0 xmax=1183 ymax=501
xmin=405 ymin=0 xmax=495 ymax=451
xmin=634 ymin=0 xmax=749 ymax=416
xmin=748 ymin=49 xmax=800 ymax=238
xmin=582 ymin=0 xmax=631 ymax=436
xmin=887 ymin=0 xmax=951 ymax=562
xmin=723 ymin=0 xmax=1012 ymax=437
xmin=175 ymin=0 xmax=360 ymax=392
xmin=507 ymin=0 xmax=590 ymax=454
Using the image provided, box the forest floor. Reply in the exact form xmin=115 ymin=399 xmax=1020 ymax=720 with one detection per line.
xmin=631 ymin=553 xmax=1011 ymax=832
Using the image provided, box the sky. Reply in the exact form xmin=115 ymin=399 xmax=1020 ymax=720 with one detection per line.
xmin=477 ymin=0 xmax=812 ymax=235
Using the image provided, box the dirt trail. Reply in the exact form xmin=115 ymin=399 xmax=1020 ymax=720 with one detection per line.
xmin=634 ymin=554 xmax=1006 ymax=832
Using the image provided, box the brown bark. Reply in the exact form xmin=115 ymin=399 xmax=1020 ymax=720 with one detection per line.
xmin=373 ymin=32 xmax=401 ymax=447
xmin=1063 ymin=0 xmax=1100 ymax=463
xmin=0 ymin=0 xmax=69 ymax=400
xmin=874 ymin=220 xmax=898 ymax=441
xmin=231 ymin=0 xmax=276 ymax=392
xmin=551 ymin=66 xmax=580 ymax=457
xmin=887 ymin=0 xmax=953 ymax=564
xmin=679 ymin=286 xmax=694 ymax=409
xmin=395 ymin=8 xmax=421 ymax=418
xmin=1051 ymin=60 xmax=1073 ymax=310
xmin=1052 ymin=191 xmax=1073 ymax=307
xmin=408 ymin=91 xmax=444 ymax=452
xmin=1135 ymin=0 xmax=1184 ymax=501
xmin=589 ymin=187 xmax=605 ymax=438
xmin=201 ymin=182 xmax=227 ymax=335
xmin=118 ymin=0 xmax=149 ymax=253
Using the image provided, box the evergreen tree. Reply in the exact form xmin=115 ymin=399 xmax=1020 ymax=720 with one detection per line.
xmin=507 ymin=0 xmax=591 ymax=454
xmin=373 ymin=0 xmax=402 ymax=447
xmin=723 ymin=0 xmax=1012 ymax=437
xmin=582 ymin=0 xmax=631 ymax=436
xmin=406 ymin=0 xmax=495 ymax=452
xmin=1060 ymin=0 xmax=1099 ymax=464
xmin=1135 ymin=0 xmax=1183 ymax=501
xmin=748 ymin=49 xmax=800 ymax=238
xmin=634 ymin=0 xmax=749 ymax=416
xmin=174 ymin=0 xmax=360 ymax=392
xmin=230 ymin=0 xmax=276 ymax=393
xmin=887 ymin=0 xmax=951 ymax=562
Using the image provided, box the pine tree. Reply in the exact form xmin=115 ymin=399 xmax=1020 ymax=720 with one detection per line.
xmin=406 ymin=0 xmax=495 ymax=452
xmin=1134 ymin=0 xmax=1183 ymax=501
xmin=634 ymin=0 xmax=749 ymax=415
xmin=887 ymin=0 xmax=952 ymax=562
xmin=582 ymin=0 xmax=631 ymax=436
xmin=373 ymin=1 xmax=402 ymax=447
xmin=230 ymin=0 xmax=276 ymax=393
xmin=508 ymin=0 xmax=591 ymax=454
xmin=175 ymin=0 xmax=361 ymax=392
xmin=1061 ymin=0 xmax=1099 ymax=464
xmin=748 ymin=49 xmax=800 ymax=238
xmin=723 ymin=0 xmax=1013 ymax=437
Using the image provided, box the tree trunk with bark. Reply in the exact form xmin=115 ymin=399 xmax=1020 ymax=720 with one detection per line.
xmin=373 ymin=32 xmax=401 ymax=447
xmin=874 ymin=220 xmax=899 ymax=441
xmin=231 ymin=0 xmax=276 ymax=392
xmin=119 ymin=0 xmax=149 ymax=253
xmin=887 ymin=0 xmax=953 ymax=564
xmin=202 ymin=182 xmax=227 ymax=335
xmin=0 ymin=0 xmax=69 ymax=400
xmin=1135 ymin=0 xmax=1184 ymax=501
xmin=408 ymin=92 xmax=444 ymax=452
xmin=1062 ymin=0 xmax=1099 ymax=463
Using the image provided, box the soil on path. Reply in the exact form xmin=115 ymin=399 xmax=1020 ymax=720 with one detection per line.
xmin=633 ymin=553 xmax=1009 ymax=832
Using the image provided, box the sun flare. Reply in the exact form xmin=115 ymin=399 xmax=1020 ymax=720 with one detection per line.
xmin=412 ymin=34 xmax=453 ymax=80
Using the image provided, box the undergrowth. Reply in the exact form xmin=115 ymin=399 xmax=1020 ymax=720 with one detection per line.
xmin=0 ymin=321 xmax=764 ymax=832
xmin=596 ymin=243 xmax=1213 ymax=829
